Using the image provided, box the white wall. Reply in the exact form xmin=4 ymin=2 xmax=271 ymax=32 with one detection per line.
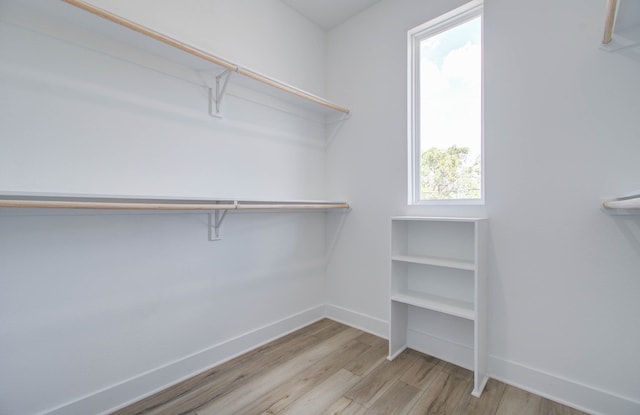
xmin=2 ymin=0 xmax=639 ymax=414
xmin=84 ymin=0 xmax=327 ymax=96
xmin=0 ymin=1 xmax=333 ymax=414
xmin=325 ymin=0 xmax=640 ymax=414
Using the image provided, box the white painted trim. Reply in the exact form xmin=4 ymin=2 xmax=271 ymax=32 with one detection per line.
xmin=324 ymin=304 xmax=388 ymax=339
xmin=41 ymin=305 xmax=325 ymax=415
xmin=471 ymin=374 xmax=489 ymax=397
xmin=33 ymin=300 xmax=640 ymax=415
xmin=407 ymin=0 xmax=485 ymax=205
xmin=489 ymin=355 xmax=640 ymax=415
xmin=387 ymin=345 xmax=408 ymax=361
xmin=407 ymin=329 xmax=473 ymax=371
xmin=408 ymin=0 xmax=483 ymax=36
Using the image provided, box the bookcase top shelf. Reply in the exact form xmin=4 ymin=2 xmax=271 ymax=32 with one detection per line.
xmin=391 ymin=216 xmax=487 ymax=222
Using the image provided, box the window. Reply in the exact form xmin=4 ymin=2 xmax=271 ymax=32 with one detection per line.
xmin=408 ymin=1 xmax=483 ymax=204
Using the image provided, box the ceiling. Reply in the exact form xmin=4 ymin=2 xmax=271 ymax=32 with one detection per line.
xmin=281 ymin=0 xmax=382 ymax=30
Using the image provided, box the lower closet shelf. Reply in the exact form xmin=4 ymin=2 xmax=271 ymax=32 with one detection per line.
xmin=0 ymin=194 xmax=350 ymax=211
xmin=0 ymin=192 xmax=351 ymax=241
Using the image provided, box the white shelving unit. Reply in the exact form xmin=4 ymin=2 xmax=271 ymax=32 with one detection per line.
xmin=389 ymin=216 xmax=488 ymax=397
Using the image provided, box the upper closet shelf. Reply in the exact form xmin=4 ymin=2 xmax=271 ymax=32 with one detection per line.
xmin=601 ymin=0 xmax=640 ymax=51
xmin=44 ymin=0 xmax=350 ymax=118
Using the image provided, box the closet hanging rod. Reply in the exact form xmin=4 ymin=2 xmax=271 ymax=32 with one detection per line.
xmin=0 ymin=197 xmax=350 ymax=211
xmin=61 ymin=0 xmax=350 ymax=114
xmin=603 ymin=0 xmax=618 ymax=44
xmin=0 ymin=199 xmax=238 ymax=210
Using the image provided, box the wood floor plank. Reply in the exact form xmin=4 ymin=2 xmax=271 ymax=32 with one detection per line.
xmin=354 ymin=332 xmax=387 ymax=348
xmin=440 ymin=361 xmax=474 ymax=380
xmin=112 ymin=321 xmax=591 ymax=415
xmin=455 ymin=378 xmax=506 ymax=415
xmin=495 ymin=385 xmax=542 ymax=415
xmin=141 ymin=331 xmax=329 ymax=415
xmin=195 ymin=327 xmax=362 ymax=415
xmin=116 ymin=319 xmax=345 ymax=415
xmin=324 ymin=397 xmax=367 ymax=415
xmin=364 ymin=380 xmax=421 ymax=415
xmin=276 ymin=368 xmax=361 ymax=415
xmin=235 ymin=338 xmax=371 ymax=414
xmin=345 ymin=349 xmax=420 ymax=408
xmin=539 ymin=397 xmax=589 ymax=415
xmin=342 ymin=342 xmax=387 ymax=377
xmin=406 ymin=365 xmax=472 ymax=415
xmin=400 ymin=354 xmax=441 ymax=390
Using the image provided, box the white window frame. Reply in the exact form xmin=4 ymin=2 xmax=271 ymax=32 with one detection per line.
xmin=408 ymin=0 xmax=484 ymax=205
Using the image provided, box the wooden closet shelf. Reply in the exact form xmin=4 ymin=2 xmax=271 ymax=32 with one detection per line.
xmin=62 ymin=0 xmax=350 ymax=115
xmin=0 ymin=196 xmax=350 ymax=211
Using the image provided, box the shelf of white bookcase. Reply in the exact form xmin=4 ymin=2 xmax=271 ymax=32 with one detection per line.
xmin=391 ymin=291 xmax=475 ymax=321
xmin=391 ymin=254 xmax=475 ymax=271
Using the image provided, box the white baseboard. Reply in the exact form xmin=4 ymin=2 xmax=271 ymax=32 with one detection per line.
xmin=325 ymin=302 xmax=640 ymax=415
xmin=324 ymin=304 xmax=388 ymax=339
xmin=407 ymin=329 xmax=473 ymax=371
xmin=39 ymin=305 xmax=640 ymax=415
xmin=489 ymin=355 xmax=640 ymax=415
xmin=42 ymin=305 xmax=325 ymax=415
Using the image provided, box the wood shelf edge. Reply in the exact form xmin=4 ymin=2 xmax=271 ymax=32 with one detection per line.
xmin=0 ymin=196 xmax=350 ymax=211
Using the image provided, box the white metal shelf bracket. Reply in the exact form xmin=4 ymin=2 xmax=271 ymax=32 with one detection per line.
xmin=208 ymin=69 xmax=233 ymax=118
xmin=208 ymin=203 xmax=235 ymax=241
xmin=326 ymin=112 xmax=351 ymax=146
xmin=208 ymin=210 xmax=226 ymax=241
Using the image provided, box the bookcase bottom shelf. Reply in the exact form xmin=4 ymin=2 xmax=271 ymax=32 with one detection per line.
xmin=388 ymin=304 xmax=488 ymax=397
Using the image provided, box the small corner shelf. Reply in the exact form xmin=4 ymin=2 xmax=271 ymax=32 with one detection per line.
xmin=388 ymin=216 xmax=488 ymax=397
xmin=56 ymin=0 xmax=350 ymax=118
xmin=0 ymin=192 xmax=350 ymax=241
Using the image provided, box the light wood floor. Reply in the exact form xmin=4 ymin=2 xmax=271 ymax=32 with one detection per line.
xmin=112 ymin=319 xmax=589 ymax=415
